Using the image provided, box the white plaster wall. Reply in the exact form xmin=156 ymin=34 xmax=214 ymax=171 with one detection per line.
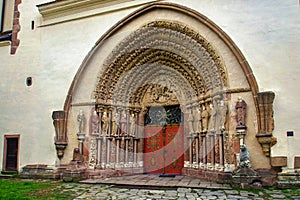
xmin=0 ymin=0 xmax=50 ymax=169
xmin=167 ymin=0 xmax=300 ymax=168
xmin=0 ymin=0 xmax=299 ymax=169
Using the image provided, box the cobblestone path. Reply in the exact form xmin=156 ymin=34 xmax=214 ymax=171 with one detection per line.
xmin=66 ymin=184 xmax=300 ymax=200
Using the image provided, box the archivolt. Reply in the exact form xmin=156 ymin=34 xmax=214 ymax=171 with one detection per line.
xmin=94 ymin=20 xmax=228 ymax=107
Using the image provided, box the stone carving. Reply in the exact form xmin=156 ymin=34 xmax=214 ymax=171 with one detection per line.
xmin=89 ymin=136 xmax=97 ymax=168
xmin=52 ymin=110 xmax=67 ymax=159
xmin=256 ymin=91 xmax=276 ymax=157
xmin=91 ymin=110 xmax=99 ymax=134
xmin=94 ymin=21 xmax=227 ymax=107
xmin=219 ymin=100 xmax=227 ymax=131
xmin=201 ymin=105 xmax=209 ymax=132
xmin=120 ymin=112 xmax=127 ymax=136
xmin=188 ymin=110 xmax=194 ymax=134
xmin=233 ymin=144 xmax=258 ymax=187
xmin=91 ymin=20 xmax=232 ymax=174
xmin=239 ymin=144 xmax=251 ymax=168
xmin=143 ymin=84 xmax=179 ymax=106
xmin=129 ymin=113 xmax=136 ymax=137
xmin=236 ymin=97 xmax=247 ymax=129
xmin=256 ymin=134 xmax=277 ymax=157
xmin=77 ymin=110 xmax=86 ymax=133
xmin=210 ymin=96 xmax=220 ymax=131
xmin=71 ymin=147 xmax=82 ymax=163
xmin=111 ymin=112 xmax=120 ymax=137
xmin=101 ymin=112 xmax=109 ymax=136
xmin=195 ymin=108 xmax=202 ymax=133
xmin=209 ymin=102 xmax=216 ymax=131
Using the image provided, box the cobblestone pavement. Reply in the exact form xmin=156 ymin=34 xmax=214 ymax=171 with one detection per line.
xmin=55 ymin=175 xmax=300 ymax=200
xmin=67 ymin=184 xmax=300 ymax=200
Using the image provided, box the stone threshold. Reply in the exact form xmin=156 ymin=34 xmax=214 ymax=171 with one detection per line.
xmin=80 ymin=174 xmax=231 ymax=190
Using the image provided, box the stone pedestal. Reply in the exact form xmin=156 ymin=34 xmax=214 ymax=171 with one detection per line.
xmin=232 ymin=168 xmax=261 ymax=189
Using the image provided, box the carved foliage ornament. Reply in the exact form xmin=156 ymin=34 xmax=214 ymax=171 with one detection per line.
xmin=94 ymin=21 xmax=228 ymax=107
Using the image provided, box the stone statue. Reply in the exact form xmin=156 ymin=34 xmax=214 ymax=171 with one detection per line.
xmin=72 ymin=147 xmax=82 ymax=163
xmin=111 ymin=112 xmax=120 ymax=136
xmin=195 ymin=108 xmax=202 ymax=133
xmin=77 ymin=110 xmax=85 ymax=133
xmin=239 ymin=144 xmax=251 ymax=168
xmin=129 ymin=113 xmax=136 ymax=137
xmin=236 ymin=97 xmax=247 ymax=129
xmin=91 ymin=110 xmax=99 ymax=134
xmin=209 ymin=101 xmax=217 ymax=131
xmin=120 ymin=113 xmax=127 ymax=136
xmin=188 ymin=110 xmax=194 ymax=134
xmin=201 ymin=105 xmax=209 ymax=132
xmin=219 ymin=100 xmax=227 ymax=131
xmin=101 ymin=112 xmax=109 ymax=136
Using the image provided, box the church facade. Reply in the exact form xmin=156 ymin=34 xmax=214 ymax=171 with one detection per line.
xmin=1 ymin=0 xmax=299 ymax=186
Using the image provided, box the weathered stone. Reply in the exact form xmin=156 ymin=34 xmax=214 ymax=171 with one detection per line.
xmin=295 ymin=157 xmax=300 ymax=169
xmin=271 ymin=156 xmax=287 ymax=167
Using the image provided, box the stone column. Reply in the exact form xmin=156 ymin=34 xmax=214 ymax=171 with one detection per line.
xmin=96 ymin=111 xmax=102 ymax=166
xmin=76 ymin=110 xmax=86 ymax=155
xmin=207 ymin=131 xmax=215 ymax=170
xmin=218 ymin=131 xmax=224 ymax=171
xmin=201 ymin=131 xmax=207 ymax=169
xmin=194 ymin=136 xmax=199 ymax=168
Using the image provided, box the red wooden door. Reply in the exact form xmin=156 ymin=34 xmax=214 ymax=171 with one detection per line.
xmin=144 ymin=124 xmax=184 ymax=175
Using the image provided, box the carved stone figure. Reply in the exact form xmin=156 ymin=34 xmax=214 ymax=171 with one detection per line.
xmin=111 ymin=112 xmax=120 ymax=136
xmin=209 ymin=101 xmax=217 ymax=131
xmin=236 ymin=97 xmax=247 ymax=129
xmin=129 ymin=113 xmax=136 ymax=137
xmin=188 ymin=110 xmax=194 ymax=134
xmin=239 ymin=144 xmax=251 ymax=168
xmin=120 ymin=113 xmax=127 ymax=136
xmin=91 ymin=110 xmax=99 ymax=134
xmin=195 ymin=108 xmax=202 ymax=133
xmin=77 ymin=110 xmax=86 ymax=133
xmin=219 ymin=100 xmax=227 ymax=131
xmin=72 ymin=147 xmax=82 ymax=163
xmin=144 ymin=84 xmax=179 ymax=106
xmin=201 ymin=105 xmax=209 ymax=132
xmin=101 ymin=112 xmax=109 ymax=136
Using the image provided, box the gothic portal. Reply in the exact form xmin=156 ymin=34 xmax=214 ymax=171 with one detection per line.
xmin=57 ymin=3 xmax=276 ymax=182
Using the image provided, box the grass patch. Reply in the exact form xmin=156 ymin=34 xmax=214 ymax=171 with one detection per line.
xmin=0 ymin=179 xmax=75 ymax=199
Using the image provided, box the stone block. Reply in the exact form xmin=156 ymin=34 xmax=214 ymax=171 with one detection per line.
xmin=271 ymin=156 xmax=287 ymax=167
xmin=294 ymin=156 xmax=300 ymax=169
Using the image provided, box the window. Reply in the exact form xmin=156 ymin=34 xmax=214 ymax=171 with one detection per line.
xmin=0 ymin=0 xmax=14 ymax=33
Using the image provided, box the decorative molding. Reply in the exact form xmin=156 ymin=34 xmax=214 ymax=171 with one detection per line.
xmin=94 ymin=20 xmax=227 ymax=107
xmin=37 ymin=0 xmax=161 ymax=26
xmin=62 ymin=3 xmax=261 ymax=168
